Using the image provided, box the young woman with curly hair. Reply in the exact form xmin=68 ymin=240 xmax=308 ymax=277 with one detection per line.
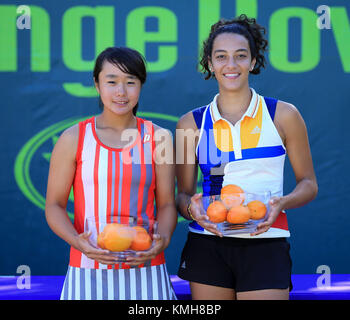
xmin=176 ymin=15 xmax=318 ymax=300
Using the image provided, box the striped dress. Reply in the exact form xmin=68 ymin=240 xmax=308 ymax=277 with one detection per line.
xmin=60 ymin=116 xmax=177 ymax=300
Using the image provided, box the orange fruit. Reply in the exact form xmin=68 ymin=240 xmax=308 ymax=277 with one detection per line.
xmin=96 ymin=223 xmax=117 ymax=249
xmin=130 ymin=231 xmax=152 ymax=251
xmin=102 ymin=223 xmax=119 ymax=234
xmin=206 ymin=201 xmax=227 ymax=223
xmin=221 ymin=184 xmax=244 ymax=197
xmin=103 ymin=223 xmax=134 ymax=252
xmin=220 ymin=184 xmax=245 ymax=208
xmin=97 ymin=231 xmax=106 ymax=249
xmin=132 ymin=226 xmax=148 ymax=234
xmin=227 ymin=205 xmax=251 ymax=224
xmin=247 ymin=200 xmax=267 ymax=220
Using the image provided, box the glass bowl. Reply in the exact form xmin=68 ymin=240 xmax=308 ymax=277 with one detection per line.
xmin=200 ymin=191 xmax=271 ymax=235
xmin=84 ymin=216 xmax=157 ymax=262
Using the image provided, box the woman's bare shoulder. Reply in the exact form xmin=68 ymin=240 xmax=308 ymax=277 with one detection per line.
xmin=59 ymin=123 xmax=79 ymax=144
xmin=276 ymin=100 xmax=301 ymax=121
xmin=275 ymin=100 xmax=307 ymax=141
xmin=52 ymin=123 xmax=80 ymax=159
xmin=177 ymin=110 xmax=198 ymax=130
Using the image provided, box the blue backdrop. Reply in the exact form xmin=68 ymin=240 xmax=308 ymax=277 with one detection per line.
xmin=1 ymin=0 xmax=349 ymax=276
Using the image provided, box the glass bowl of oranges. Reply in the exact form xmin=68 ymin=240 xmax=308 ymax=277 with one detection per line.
xmin=201 ymin=184 xmax=271 ymax=235
xmin=84 ymin=216 xmax=157 ymax=261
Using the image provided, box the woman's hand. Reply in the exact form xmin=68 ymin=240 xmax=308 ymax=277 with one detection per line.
xmin=189 ymin=193 xmax=223 ymax=237
xmin=125 ymin=233 xmax=166 ymax=267
xmin=251 ymin=196 xmax=284 ymax=236
xmin=75 ymin=231 xmax=119 ymax=265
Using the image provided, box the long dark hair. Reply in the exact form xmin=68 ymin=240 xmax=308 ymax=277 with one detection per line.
xmin=93 ymin=47 xmax=147 ymax=115
xmin=200 ymin=14 xmax=268 ymax=80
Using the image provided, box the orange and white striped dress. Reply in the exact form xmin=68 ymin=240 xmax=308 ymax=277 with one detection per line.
xmin=60 ymin=116 xmax=176 ymax=300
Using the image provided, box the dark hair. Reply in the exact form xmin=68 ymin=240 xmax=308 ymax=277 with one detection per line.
xmin=200 ymin=14 xmax=268 ymax=80
xmin=93 ymin=47 xmax=147 ymax=115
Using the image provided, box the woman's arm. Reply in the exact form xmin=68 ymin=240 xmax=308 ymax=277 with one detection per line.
xmin=154 ymin=127 xmax=178 ymax=250
xmin=45 ymin=125 xmax=80 ymax=248
xmin=175 ymin=112 xmax=199 ymax=219
xmin=45 ymin=125 xmax=117 ymax=265
xmin=276 ymin=101 xmax=318 ymax=208
xmin=175 ymin=112 xmax=222 ymax=236
xmin=253 ymin=101 xmax=318 ymax=235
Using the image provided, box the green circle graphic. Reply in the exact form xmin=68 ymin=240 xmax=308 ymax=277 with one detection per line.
xmin=14 ymin=112 xmax=198 ymax=222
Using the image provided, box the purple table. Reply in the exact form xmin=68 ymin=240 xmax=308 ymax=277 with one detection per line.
xmin=1 ymin=274 xmax=350 ymax=300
